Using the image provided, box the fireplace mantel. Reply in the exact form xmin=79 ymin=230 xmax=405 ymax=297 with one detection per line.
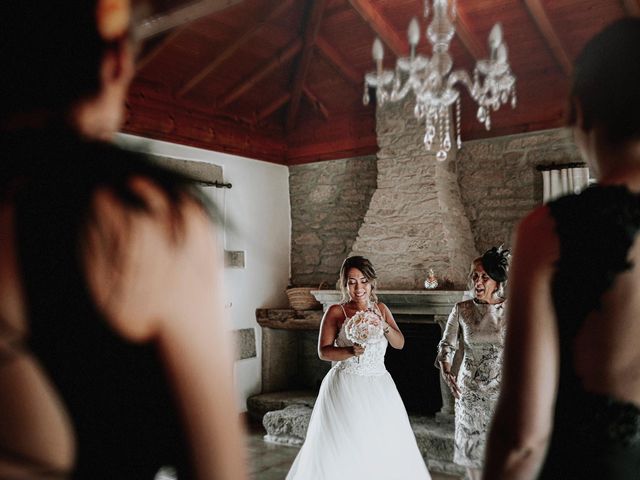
xmin=311 ymin=289 xmax=466 ymax=316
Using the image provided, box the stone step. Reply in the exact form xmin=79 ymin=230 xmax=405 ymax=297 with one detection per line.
xmin=247 ymin=390 xmax=316 ymax=422
xmin=250 ymin=391 xmax=465 ymax=477
xmin=263 ymin=404 xmax=312 ymax=446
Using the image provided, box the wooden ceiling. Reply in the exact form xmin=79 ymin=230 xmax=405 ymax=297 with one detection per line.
xmin=125 ymin=0 xmax=638 ymax=165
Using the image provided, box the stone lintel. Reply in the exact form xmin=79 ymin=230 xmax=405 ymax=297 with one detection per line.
xmin=311 ymin=289 xmax=465 ymax=315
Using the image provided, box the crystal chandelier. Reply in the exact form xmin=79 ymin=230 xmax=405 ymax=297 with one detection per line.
xmin=363 ymin=0 xmax=517 ymax=161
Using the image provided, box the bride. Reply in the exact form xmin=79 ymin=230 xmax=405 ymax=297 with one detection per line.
xmin=286 ymin=256 xmax=431 ymax=479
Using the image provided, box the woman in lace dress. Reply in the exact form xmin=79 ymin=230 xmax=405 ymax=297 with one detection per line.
xmin=484 ymin=19 xmax=640 ymax=479
xmin=286 ymin=256 xmax=430 ymax=479
xmin=436 ymin=247 xmax=510 ymax=480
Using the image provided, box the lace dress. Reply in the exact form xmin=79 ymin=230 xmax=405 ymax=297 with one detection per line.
xmin=286 ymin=305 xmax=430 ymax=480
xmin=436 ymin=299 xmax=506 ymax=468
xmin=539 ymin=185 xmax=640 ymax=478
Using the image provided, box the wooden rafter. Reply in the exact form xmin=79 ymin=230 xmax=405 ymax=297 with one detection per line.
xmin=135 ymin=0 xmax=243 ymax=40
xmin=286 ymin=0 xmax=328 ymax=131
xmin=177 ymin=0 xmax=295 ymax=97
xmin=315 ymin=35 xmax=361 ymax=85
xmin=621 ymin=0 xmax=640 ymax=16
xmin=454 ymin=9 xmax=485 ymax=60
xmin=257 ymin=89 xmax=329 ymax=122
xmin=348 ymin=0 xmax=405 ymax=57
xmin=523 ymin=0 xmax=573 ymax=77
xmin=128 ymin=83 xmax=257 ymax=127
xmin=218 ymin=39 xmax=303 ymax=108
xmin=136 ymin=25 xmax=188 ymax=72
xmin=303 ymin=86 xmax=329 ymax=120
xmin=257 ymin=93 xmax=290 ymax=121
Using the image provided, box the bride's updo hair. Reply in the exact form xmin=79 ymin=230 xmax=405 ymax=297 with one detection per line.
xmin=338 ymin=256 xmax=378 ymax=304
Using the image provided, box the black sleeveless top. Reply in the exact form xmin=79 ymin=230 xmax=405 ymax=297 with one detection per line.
xmin=2 ymin=130 xmax=200 ymax=478
xmin=541 ymin=185 xmax=640 ymax=478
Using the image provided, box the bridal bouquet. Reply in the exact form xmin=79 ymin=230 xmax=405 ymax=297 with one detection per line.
xmin=345 ymin=310 xmax=385 ymax=347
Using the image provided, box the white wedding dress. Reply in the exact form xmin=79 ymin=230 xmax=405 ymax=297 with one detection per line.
xmin=286 ymin=306 xmax=431 ymax=480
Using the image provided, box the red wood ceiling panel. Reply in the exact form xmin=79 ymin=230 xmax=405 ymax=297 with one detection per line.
xmin=126 ymin=0 xmax=626 ymax=164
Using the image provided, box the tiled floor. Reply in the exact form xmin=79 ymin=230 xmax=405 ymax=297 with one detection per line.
xmin=247 ymin=425 xmax=461 ymax=480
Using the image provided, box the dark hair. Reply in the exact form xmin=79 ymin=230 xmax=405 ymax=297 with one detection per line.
xmin=568 ymin=18 xmax=640 ymax=146
xmin=338 ymin=256 xmax=378 ymax=303
xmin=481 ymin=246 xmax=510 ymax=283
xmin=0 ymin=1 xmax=107 ymax=117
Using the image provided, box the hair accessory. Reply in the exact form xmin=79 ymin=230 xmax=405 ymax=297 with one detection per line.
xmin=481 ymin=245 xmax=511 ymax=283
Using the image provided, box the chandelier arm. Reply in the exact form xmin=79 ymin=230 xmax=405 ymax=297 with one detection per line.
xmin=446 ymin=69 xmax=474 ymax=97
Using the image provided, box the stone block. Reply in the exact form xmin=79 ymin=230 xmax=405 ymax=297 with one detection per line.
xmin=247 ymin=391 xmax=317 ymax=422
xmin=234 ymin=328 xmax=256 ymax=361
xmin=263 ymin=405 xmax=313 ymax=446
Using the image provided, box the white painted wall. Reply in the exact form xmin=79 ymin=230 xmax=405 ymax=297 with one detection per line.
xmin=116 ymin=134 xmax=291 ymax=411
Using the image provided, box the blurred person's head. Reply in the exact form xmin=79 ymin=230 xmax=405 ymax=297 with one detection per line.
xmin=0 ymin=0 xmax=134 ymax=140
xmin=568 ymin=18 xmax=640 ymax=176
xmin=338 ymin=256 xmax=378 ymax=304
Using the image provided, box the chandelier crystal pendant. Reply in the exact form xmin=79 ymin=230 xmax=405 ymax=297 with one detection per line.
xmin=363 ymin=0 xmax=517 ymax=161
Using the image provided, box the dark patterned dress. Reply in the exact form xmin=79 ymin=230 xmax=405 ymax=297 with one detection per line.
xmin=437 ymin=299 xmax=506 ymax=468
xmin=540 ymin=185 xmax=640 ymax=478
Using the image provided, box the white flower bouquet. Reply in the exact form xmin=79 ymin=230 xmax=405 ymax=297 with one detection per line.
xmin=345 ymin=310 xmax=385 ymax=350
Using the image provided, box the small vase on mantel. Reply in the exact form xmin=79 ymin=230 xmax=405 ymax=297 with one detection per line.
xmin=424 ymin=268 xmax=438 ymax=289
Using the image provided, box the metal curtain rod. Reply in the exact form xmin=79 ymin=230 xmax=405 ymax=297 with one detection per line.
xmin=200 ymin=180 xmax=232 ymax=189
xmin=536 ymin=161 xmax=587 ymax=172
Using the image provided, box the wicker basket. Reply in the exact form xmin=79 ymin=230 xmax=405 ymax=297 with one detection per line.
xmin=286 ymin=285 xmax=324 ymax=310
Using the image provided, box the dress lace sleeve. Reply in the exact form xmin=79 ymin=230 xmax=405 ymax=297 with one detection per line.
xmin=436 ymin=303 xmax=460 ymax=367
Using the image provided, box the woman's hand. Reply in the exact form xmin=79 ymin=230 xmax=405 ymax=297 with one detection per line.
xmin=352 ymin=344 xmax=366 ymax=358
xmin=440 ymin=362 xmax=461 ymax=399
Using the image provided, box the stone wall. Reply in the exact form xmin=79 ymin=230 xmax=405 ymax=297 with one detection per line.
xmin=289 ymin=156 xmax=377 ymax=287
xmin=456 ymin=128 xmax=581 ymax=253
xmin=350 ymin=99 xmax=477 ymax=289
xmin=289 ymin=126 xmax=582 ymax=288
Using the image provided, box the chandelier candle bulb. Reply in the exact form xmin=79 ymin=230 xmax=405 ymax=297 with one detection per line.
xmin=408 ymin=17 xmax=420 ymax=47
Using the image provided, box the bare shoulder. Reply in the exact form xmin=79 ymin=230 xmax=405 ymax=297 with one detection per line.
xmin=377 ymin=302 xmax=390 ymax=312
xmin=324 ymin=304 xmax=345 ymax=323
xmin=376 ymin=302 xmax=392 ymax=318
xmin=514 ymin=205 xmax=559 ymax=265
xmin=84 ymin=179 xmax=216 ymax=341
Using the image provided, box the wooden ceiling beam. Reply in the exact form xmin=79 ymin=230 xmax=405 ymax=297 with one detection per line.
xmin=523 ymin=0 xmax=573 ymax=77
xmin=315 ymin=35 xmax=361 ymax=85
xmin=621 ymin=0 xmax=640 ymax=16
xmin=136 ymin=25 xmax=189 ymax=72
xmin=454 ymin=10 xmax=485 ymax=60
xmin=177 ymin=0 xmax=294 ymax=97
xmin=348 ymin=0 xmax=405 ymax=57
xmin=135 ymin=0 xmax=244 ymax=40
xmin=128 ymin=83 xmax=259 ymax=127
xmin=257 ymin=89 xmax=329 ymax=122
xmin=286 ymin=0 xmax=328 ymax=131
xmin=218 ymin=39 xmax=303 ymax=108
xmin=257 ymin=93 xmax=290 ymax=121
xmin=302 ymin=86 xmax=329 ymax=120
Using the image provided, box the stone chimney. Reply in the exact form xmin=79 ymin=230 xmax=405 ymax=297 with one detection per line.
xmin=350 ymin=99 xmax=477 ymax=289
